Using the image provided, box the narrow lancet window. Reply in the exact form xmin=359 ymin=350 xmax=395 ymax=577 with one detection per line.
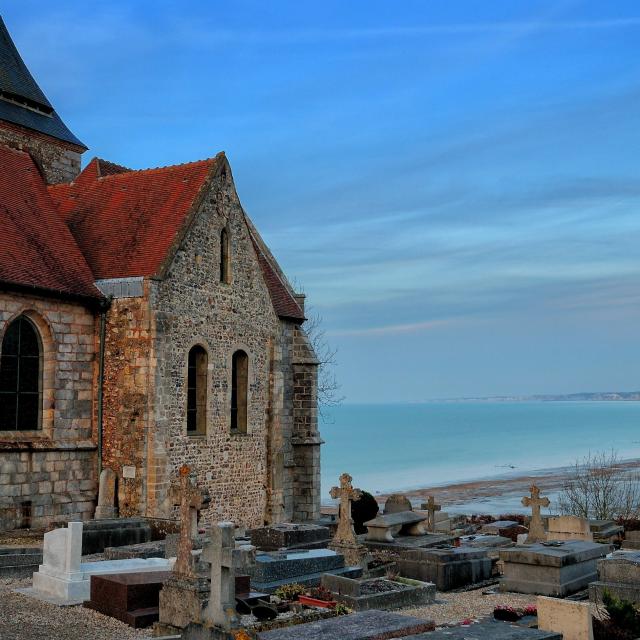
xmin=231 ymin=350 xmax=248 ymax=433
xmin=187 ymin=345 xmax=207 ymax=435
xmin=0 ymin=316 xmax=42 ymax=431
xmin=220 ymin=228 xmax=230 ymax=283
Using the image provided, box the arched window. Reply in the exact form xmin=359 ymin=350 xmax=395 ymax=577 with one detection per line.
xmin=0 ymin=316 xmax=42 ymax=431
xmin=231 ymin=350 xmax=248 ymax=433
xmin=220 ymin=228 xmax=230 ymax=284
xmin=187 ymin=345 xmax=207 ymax=435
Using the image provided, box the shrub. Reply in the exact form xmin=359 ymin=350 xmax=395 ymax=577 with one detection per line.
xmin=273 ymin=583 xmax=306 ymax=601
xmin=602 ymin=590 xmax=640 ymax=635
xmin=558 ymin=451 xmax=640 ymax=520
xmin=351 ymin=491 xmax=379 ymax=534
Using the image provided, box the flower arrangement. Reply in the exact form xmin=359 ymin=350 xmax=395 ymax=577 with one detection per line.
xmin=493 ymin=605 xmax=521 ymax=622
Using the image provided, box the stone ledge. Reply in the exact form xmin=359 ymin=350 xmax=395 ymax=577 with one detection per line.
xmin=0 ymin=439 xmax=96 ymax=452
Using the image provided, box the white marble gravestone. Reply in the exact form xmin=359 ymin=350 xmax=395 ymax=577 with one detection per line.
xmin=25 ymin=521 xmax=174 ymax=604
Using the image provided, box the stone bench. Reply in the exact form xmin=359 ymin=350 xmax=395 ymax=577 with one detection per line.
xmin=364 ymin=511 xmax=428 ymax=542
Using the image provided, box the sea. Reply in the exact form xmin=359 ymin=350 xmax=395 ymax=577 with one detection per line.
xmin=320 ymin=401 xmax=640 ymax=512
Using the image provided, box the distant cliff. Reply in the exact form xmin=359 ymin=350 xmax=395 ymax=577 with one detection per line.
xmin=437 ymin=391 xmax=640 ymax=402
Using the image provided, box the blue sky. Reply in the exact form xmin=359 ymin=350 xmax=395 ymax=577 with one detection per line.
xmin=4 ymin=2 xmax=640 ymax=402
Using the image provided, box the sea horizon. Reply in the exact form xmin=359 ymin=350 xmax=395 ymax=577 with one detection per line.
xmin=320 ymin=401 xmax=640 ymax=512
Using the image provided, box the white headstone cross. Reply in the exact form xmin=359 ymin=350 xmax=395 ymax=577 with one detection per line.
xmin=424 ymin=495 xmax=441 ymax=533
xmin=330 ymin=472 xmax=362 ymax=546
xmin=522 ymin=484 xmax=550 ymax=543
xmin=203 ymin=522 xmax=238 ymax=631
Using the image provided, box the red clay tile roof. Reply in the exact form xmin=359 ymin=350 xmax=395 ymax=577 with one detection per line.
xmin=250 ymin=235 xmax=304 ymax=322
xmin=48 ymin=153 xmax=304 ymax=321
xmin=0 ymin=145 xmax=100 ymax=299
xmin=49 ymin=157 xmax=219 ymax=279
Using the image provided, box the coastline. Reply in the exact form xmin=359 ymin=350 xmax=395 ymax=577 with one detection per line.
xmin=356 ymin=458 xmax=640 ymax=516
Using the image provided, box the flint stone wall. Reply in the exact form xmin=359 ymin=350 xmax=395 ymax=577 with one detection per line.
xmin=0 ymin=121 xmax=82 ymax=184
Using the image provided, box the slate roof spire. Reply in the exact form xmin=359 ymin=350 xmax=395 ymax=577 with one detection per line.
xmin=0 ymin=16 xmax=85 ymax=148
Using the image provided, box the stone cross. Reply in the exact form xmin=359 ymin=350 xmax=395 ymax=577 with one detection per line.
xmin=425 ymin=495 xmax=441 ymax=533
xmin=522 ymin=484 xmax=550 ymax=543
xmin=170 ymin=464 xmax=206 ymax=577
xmin=95 ymin=468 xmax=118 ymax=520
xmin=203 ymin=522 xmax=238 ymax=631
xmin=330 ymin=472 xmax=362 ymax=545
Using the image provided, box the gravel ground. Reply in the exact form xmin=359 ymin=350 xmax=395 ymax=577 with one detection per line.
xmin=0 ymin=579 xmax=153 ymax=640
xmin=0 ymin=574 xmax=534 ymax=639
xmin=401 ymin=588 xmax=535 ymax=626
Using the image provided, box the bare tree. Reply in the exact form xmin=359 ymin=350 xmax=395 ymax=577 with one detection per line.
xmin=558 ymin=450 xmax=640 ymax=520
xmin=303 ymin=309 xmax=345 ymax=416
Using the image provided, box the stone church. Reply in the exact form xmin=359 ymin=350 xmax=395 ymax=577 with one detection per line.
xmin=0 ymin=17 xmax=321 ymax=531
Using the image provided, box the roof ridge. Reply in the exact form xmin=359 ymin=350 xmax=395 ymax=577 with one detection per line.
xmin=91 ymin=155 xmax=222 ymax=182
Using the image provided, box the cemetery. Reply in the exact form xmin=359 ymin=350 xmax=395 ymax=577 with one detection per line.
xmin=1 ymin=467 xmax=640 ymax=640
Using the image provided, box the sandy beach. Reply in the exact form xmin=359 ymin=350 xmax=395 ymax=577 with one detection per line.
xmin=372 ymin=458 xmax=640 ymax=515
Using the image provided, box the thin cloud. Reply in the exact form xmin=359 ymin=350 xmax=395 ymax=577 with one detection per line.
xmin=328 ymin=318 xmax=459 ymax=338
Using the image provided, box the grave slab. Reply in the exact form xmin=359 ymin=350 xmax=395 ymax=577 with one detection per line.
xmin=622 ymin=530 xmax=640 ymax=550
xmin=589 ymin=520 xmax=623 ymax=544
xmin=365 ymin=511 xmax=429 ymax=542
xmin=0 ymin=546 xmax=43 ymax=578
xmin=547 ymin=516 xmax=593 ymax=542
xmin=404 ymin=620 xmax=562 ymax=639
xmin=249 ymin=523 xmax=331 ymax=551
xmin=589 ymin=550 xmax=640 ymax=606
xmin=83 ymin=571 xmax=171 ymax=628
xmin=256 ymin=610 xmax=435 ymax=640
xmin=537 ymin=596 xmax=593 ymax=640
xmin=22 ymin=521 xmax=173 ymax=604
xmin=364 ymin=532 xmax=455 ymax=553
xmin=500 ymin=540 xmax=609 ymax=597
xmin=397 ymin=546 xmax=492 ymax=591
xmin=247 ymin=548 xmax=361 ymax=592
xmin=321 ymin=573 xmax=435 ymax=610
xmin=82 ymin=518 xmax=152 ymax=555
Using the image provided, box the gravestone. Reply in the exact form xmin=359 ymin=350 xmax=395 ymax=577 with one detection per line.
xmin=423 ymin=496 xmax=441 ymax=533
xmin=623 ymin=530 xmax=640 ymax=550
xmin=246 ymin=547 xmax=361 ymax=592
xmin=256 ymin=610 xmax=435 ymax=640
xmin=537 ymin=596 xmax=593 ymax=640
xmin=500 ymin=540 xmax=609 ymax=596
xmin=547 ymin=516 xmax=593 ymax=542
xmin=249 ymin=523 xmax=331 ymax=551
xmin=95 ymin=468 xmax=118 ymax=520
xmin=328 ymin=472 xmax=368 ymax=567
xmin=320 ymin=572 xmax=435 ymax=610
xmin=202 ymin=522 xmax=239 ymax=631
xmin=589 ymin=550 xmax=640 ymax=606
xmin=26 ymin=521 xmax=172 ymax=604
xmin=83 ymin=571 xmax=171 ymax=628
xmin=397 ymin=546 xmax=493 ymax=591
xmin=156 ymin=467 xmax=210 ymax=635
xmin=171 ymin=464 xmax=207 ymax=577
xmin=384 ymin=494 xmax=412 ymax=514
xmin=522 ymin=485 xmax=550 ymax=543
xmin=589 ymin=519 xmax=623 ymax=544
xmin=481 ymin=520 xmax=521 ymax=535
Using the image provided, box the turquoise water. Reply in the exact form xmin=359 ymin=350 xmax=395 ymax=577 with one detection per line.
xmin=320 ymin=402 xmax=640 ymax=499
